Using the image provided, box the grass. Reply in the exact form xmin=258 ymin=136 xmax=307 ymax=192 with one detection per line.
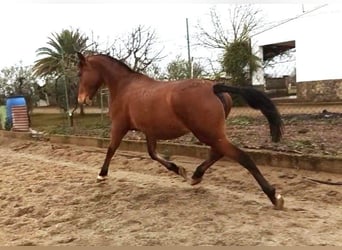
xmin=29 ymin=112 xmax=341 ymax=156
xmin=31 ymin=113 xmax=111 ymax=137
xmin=31 ymin=113 xmax=264 ymax=137
xmin=227 ymin=116 xmax=254 ymax=126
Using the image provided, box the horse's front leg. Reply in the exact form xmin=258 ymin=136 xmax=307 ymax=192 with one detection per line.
xmin=97 ymin=125 xmax=127 ymax=182
xmin=146 ymin=136 xmax=187 ymax=180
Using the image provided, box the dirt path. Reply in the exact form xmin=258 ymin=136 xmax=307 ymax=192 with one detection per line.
xmin=0 ymin=138 xmax=341 ymax=246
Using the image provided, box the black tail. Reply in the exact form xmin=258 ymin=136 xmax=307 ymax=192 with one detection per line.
xmin=213 ymin=83 xmax=284 ymax=142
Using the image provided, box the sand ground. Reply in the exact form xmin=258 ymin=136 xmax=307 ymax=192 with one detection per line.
xmin=0 ymin=138 xmax=341 ymax=246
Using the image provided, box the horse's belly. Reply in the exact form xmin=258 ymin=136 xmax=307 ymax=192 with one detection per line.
xmin=152 ymin=128 xmax=189 ymax=140
xmin=135 ymin=121 xmax=189 ymax=140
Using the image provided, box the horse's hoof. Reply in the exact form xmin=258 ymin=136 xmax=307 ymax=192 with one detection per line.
xmin=178 ymin=167 xmax=187 ymax=180
xmin=190 ymin=177 xmax=202 ymax=186
xmin=97 ymin=175 xmax=108 ymax=182
xmin=274 ymin=194 xmax=284 ymax=210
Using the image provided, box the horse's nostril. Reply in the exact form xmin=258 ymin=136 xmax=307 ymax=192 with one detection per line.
xmin=85 ymin=97 xmax=93 ymax=106
xmin=78 ymin=96 xmax=92 ymax=106
xmin=77 ymin=97 xmax=84 ymax=104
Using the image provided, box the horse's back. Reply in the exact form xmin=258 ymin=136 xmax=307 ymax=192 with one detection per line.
xmin=121 ymin=80 xmax=190 ymax=139
xmin=120 ymin=79 xmax=230 ymax=140
xmin=170 ymin=79 xmax=231 ymax=116
xmin=170 ymin=79 xmax=231 ymax=131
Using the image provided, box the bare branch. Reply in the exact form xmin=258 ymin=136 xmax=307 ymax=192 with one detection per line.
xmin=195 ymin=7 xmax=230 ymax=49
xmin=108 ymin=25 xmax=164 ymax=73
xmin=195 ymin=4 xmax=263 ymax=48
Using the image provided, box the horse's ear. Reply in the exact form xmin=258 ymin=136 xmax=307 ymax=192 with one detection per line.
xmin=77 ymin=52 xmax=86 ymax=66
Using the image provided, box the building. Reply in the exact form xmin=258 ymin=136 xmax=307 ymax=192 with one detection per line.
xmin=252 ymin=4 xmax=342 ymax=102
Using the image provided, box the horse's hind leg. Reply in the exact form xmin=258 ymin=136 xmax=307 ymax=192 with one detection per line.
xmin=191 ymin=149 xmax=223 ymax=185
xmin=205 ymin=139 xmax=284 ymax=209
xmin=146 ymin=137 xmax=187 ymax=180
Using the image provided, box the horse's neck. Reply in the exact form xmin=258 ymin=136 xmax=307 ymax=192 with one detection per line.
xmin=101 ymin=62 xmax=144 ymax=95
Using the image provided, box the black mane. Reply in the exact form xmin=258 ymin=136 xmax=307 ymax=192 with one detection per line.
xmin=93 ymin=54 xmax=135 ymax=72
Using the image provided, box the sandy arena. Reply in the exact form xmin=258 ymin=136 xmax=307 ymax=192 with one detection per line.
xmin=0 ymin=138 xmax=341 ymax=246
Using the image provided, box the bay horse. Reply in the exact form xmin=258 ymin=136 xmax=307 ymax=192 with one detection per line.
xmin=76 ymin=52 xmax=284 ymax=209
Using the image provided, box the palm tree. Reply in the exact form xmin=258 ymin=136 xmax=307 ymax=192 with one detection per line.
xmin=33 ymin=28 xmax=89 ymax=119
xmin=33 ymin=29 xmax=88 ymax=77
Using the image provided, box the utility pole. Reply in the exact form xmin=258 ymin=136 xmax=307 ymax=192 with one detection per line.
xmin=61 ymin=50 xmax=72 ymax=126
xmin=186 ymin=18 xmax=192 ymax=78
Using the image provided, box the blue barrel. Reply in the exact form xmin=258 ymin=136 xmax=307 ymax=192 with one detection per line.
xmin=6 ymin=96 xmax=27 ymax=127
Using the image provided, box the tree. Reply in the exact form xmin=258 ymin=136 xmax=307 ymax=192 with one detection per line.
xmin=145 ymin=63 xmax=165 ymax=80
xmin=33 ymin=28 xmax=89 ymax=120
xmin=0 ymin=63 xmax=40 ymax=111
xmin=166 ymin=55 xmax=204 ymax=80
xmin=196 ymin=5 xmax=262 ymax=86
xmin=223 ymin=38 xmax=260 ymax=86
xmin=108 ymin=25 xmax=165 ymax=74
xmin=33 ymin=29 xmax=88 ymax=77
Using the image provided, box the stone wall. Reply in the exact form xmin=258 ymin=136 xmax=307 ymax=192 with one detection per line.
xmin=297 ymin=79 xmax=342 ymax=102
xmin=265 ymin=77 xmax=287 ymax=90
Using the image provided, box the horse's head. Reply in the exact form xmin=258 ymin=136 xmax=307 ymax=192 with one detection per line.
xmin=76 ymin=52 xmax=103 ymax=105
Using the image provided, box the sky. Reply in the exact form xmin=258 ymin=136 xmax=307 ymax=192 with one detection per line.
xmin=0 ymin=1 xmax=311 ymax=68
xmin=0 ymin=0 xmax=337 ymax=78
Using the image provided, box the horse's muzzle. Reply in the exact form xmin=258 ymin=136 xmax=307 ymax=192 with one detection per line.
xmin=77 ymin=96 xmax=85 ymax=104
xmin=78 ymin=96 xmax=92 ymax=105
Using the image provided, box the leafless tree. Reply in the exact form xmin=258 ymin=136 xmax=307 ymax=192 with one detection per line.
xmin=196 ymin=4 xmax=263 ymax=49
xmin=229 ymin=4 xmax=261 ymax=41
xmin=108 ymin=25 xmax=165 ymax=73
xmin=195 ymin=5 xmax=263 ymax=85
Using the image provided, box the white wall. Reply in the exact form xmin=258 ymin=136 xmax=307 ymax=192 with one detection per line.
xmin=252 ymin=4 xmax=342 ymax=84
xmin=296 ymin=7 xmax=342 ymax=82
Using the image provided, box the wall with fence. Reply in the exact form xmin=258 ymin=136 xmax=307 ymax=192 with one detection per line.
xmin=30 ymin=88 xmax=342 ymax=159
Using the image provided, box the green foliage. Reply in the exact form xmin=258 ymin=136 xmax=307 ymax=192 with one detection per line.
xmin=33 ymin=28 xmax=89 ymax=112
xmin=166 ymin=55 xmax=204 ymax=80
xmin=30 ymin=113 xmax=111 ymax=137
xmin=33 ymin=29 xmax=88 ymax=78
xmin=223 ymin=39 xmax=260 ymax=86
xmin=227 ymin=116 xmax=253 ymax=126
xmin=222 ymin=37 xmax=261 ymax=106
xmin=144 ymin=63 xmax=164 ymax=79
xmin=0 ymin=63 xmax=40 ymax=111
xmin=5 ymin=118 xmax=11 ymax=131
xmin=196 ymin=5 xmax=263 ymax=86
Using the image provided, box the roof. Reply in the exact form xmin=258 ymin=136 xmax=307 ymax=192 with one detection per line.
xmin=262 ymin=40 xmax=296 ymax=61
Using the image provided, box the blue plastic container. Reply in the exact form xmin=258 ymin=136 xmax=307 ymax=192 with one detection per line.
xmin=6 ymin=96 xmax=27 ymax=127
